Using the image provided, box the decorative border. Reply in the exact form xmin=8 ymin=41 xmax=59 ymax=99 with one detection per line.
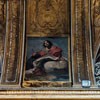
xmin=0 ymin=90 xmax=100 ymax=99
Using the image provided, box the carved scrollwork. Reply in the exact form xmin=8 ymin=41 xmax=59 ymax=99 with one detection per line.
xmin=26 ymin=0 xmax=69 ymax=36
xmin=36 ymin=0 xmax=58 ymax=28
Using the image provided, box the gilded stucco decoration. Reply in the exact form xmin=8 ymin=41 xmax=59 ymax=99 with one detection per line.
xmin=26 ymin=0 xmax=70 ymax=37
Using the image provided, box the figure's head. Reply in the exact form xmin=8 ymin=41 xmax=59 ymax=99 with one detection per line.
xmin=43 ymin=40 xmax=53 ymax=49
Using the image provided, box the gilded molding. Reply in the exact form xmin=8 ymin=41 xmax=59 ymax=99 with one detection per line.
xmin=0 ymin=90 xmax=100 ymax=99
xmin=71 ymin=0 xmax=87 ymax=84
xmin=1 ymin=0 xmax=25 ymax=85
xmin=71 ymin=0 xmax=95 ymax=86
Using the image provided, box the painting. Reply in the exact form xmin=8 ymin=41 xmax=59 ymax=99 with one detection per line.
xmin=23 ymin=37 xmax=71 ymax=87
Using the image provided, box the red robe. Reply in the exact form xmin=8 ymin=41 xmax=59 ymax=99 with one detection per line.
xmin=38 ymin=46 xmax=62 ymax=57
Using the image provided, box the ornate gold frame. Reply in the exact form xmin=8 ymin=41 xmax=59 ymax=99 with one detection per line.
xmin=0 ymin=0 xmax=100 ymax=99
